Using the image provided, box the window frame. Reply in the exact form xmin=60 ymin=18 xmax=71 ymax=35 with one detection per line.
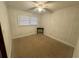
xmin=18 ymin=16 xmax=38 ymax=26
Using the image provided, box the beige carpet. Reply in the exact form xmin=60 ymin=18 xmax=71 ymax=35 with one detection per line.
xmin=11 ymin=34 xmax=74 ymax=58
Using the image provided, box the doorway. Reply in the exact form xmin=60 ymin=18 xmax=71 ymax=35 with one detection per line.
xmin=0 ymin=24 xmax=7 ymax=58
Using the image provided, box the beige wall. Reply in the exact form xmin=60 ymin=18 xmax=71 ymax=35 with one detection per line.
xmin=73 ymin=37 xmax=79 ymax=57
xmin=41 ymin=6 xmax=79 ymax=47
xmin=8 ymin=7 xmax=40 ymax=39
xmin=0 ymin=2 xmax=12 ymax=57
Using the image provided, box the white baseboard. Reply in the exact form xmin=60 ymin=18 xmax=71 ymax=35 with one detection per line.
xmin=44 ymin=33 xmax=75 ymax=48
xmin=13 ymin=32 xmax=36 ymax=39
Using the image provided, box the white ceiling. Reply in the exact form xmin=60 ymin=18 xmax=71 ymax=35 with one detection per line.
xmin=5 ymin=1 xmax=79 ymax=13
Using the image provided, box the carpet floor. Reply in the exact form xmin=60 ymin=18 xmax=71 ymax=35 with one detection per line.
xmin=11 ymin=34 xmax=74 ymax=58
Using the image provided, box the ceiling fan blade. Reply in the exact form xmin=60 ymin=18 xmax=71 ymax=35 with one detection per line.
xmin=32 ymin=1 xmax=55 ymax=4
xmin=44 ymin=8 xmax=53 ymax=13
xmin=44 ymin=1 xmax=55 ymax=4
xmin=32 ymin=1 xmax=38 ymax=3
xmin=26 ymin=7 xmax=36 ymax=11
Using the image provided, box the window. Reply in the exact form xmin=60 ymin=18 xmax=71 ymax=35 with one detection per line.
xmin=18 ymin=16 xmax=38 ymax=25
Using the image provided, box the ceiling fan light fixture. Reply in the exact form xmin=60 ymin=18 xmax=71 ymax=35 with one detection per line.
xmin=38 ymin=7 xmax=43 ymax=12
xmin=35 ymin=7 xmax=46 ymax=13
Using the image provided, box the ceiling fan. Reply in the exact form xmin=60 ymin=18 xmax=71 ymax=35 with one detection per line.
xmin=27 ymin=1 xmax=54 ymax=13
